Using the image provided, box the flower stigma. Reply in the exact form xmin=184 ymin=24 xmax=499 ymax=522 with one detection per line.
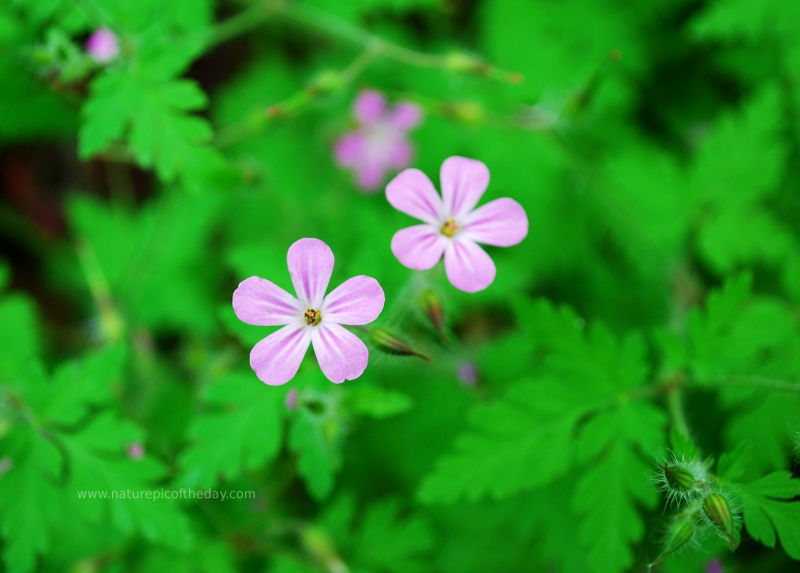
xmin=441 ymin=218 xmax=460 ymax=237
xmin=304 ymin=308 xmax=322 ymax=326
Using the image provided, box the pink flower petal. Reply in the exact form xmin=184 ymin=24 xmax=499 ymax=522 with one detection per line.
xmin=389 ymin=140 xmax=413 ymax=169
xmin=462 ymin=198 xmax=528 ymax=247
xmin=354 ymin=90 xmax=386 ymax=124
xmin=323 ymin=276 xmax=385 ymax=325
xmin=250 ymin=324 xmax=312 ymax=385
xmin=440 ymin=156 xmax=490 ymax=218
xmin=444 ymin=238 xmax=496 ymax=293
xmin=311 ymin=322 xmax=369 ymax=383
xmin=391 ymin=225 xmax=448 ymax=270
xmin=288 ymin=238 xmax=334 ymax=308
xmin=386 ymin=168 xmax=443 ymax=225
xmin=389 ymin=102 xmax=422 ymax=130
xmin=334 ymin=132 xmax=363 ymax=166
xmin=233 ymin=276 xmax=300 ymax=326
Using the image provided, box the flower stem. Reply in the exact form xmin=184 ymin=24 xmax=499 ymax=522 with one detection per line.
xmin=690 ymin=374 xmax=800 ymax=394
xmin=666 ymin=387 xmax=692 ymax=440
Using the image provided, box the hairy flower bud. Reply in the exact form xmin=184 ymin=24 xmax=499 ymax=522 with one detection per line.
xmin=664 ymin=465 xmax=695 ymax=492
xmin=369 ymin=327 xmax=430 ymax=361
xmin=662 ymin=518 xmax=696 ymax=558
xmin=655 ymin=455 xmax=707 ymax=506
xmin=703 ymin=492 xmax=737 ymax=547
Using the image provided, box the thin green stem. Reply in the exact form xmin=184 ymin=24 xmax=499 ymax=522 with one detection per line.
xmin=666 ymin=388 xmax=692 ymax=440
xmin=203 ymin=1 xmax=275 ymax=49
xmin=285 ymin=2 xmax=520 ymax=82
xmin=691 ymin=374 xmax=800 ymax=394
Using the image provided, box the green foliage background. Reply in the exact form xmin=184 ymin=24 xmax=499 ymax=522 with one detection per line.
xmin=1 ymin=0 xmax=799 ymax=571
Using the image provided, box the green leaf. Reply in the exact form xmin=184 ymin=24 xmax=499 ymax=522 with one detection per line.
xmin=343 ymin=385 xmax=412 ymax=419
xmin=691 ymin=0 xmax=800 ymax=42
xmin=0 ymin=293 xmax=40 ymax=379
xmin=572 ymin=402 xmax=665 ymax=573
xmin=351 ymin=499 xmax=434 ymax=573
xmin=698 ymin=204 xmax=796 ymax=273
xmin=689 ymin=84 xmax=785 ymax=207
xmin=737 ymin=471 xmax=800 ymax=559
xmin=63 ymin=412 xmax=192 ymax=550
xmin=68 ymin=193 xmax=223 ymax=334
xmin=45 ymin=345 xmax=128 ymax=426
xmin=178 ymin=372 xmax=284 ymax=488
xmin=0 ymin=434 xmax=65 ymax=573
xmin=289 ymin=406 xmax=343 ymax=500
xmin=718 ymin=440 xmax=753 ymax=480
xmin=419 ymin=301 xmax=656 ymax=504
xmin=79 ymin=45 xmax=226 ymax=188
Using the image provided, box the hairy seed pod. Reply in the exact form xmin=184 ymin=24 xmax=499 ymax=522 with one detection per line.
xmin=703 ymin=493 xmax=736 ymax=545
xmin=662 ymin=519 xmax=696 ymax=557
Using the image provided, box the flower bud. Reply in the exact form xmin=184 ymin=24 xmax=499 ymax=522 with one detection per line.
xmin=703 ymin=493 xmax=737 ymax=546
xmin=419 ymin=289 xmax=445 ymax=337
xmin=369 ymin=327 xmax=429 ymax=361
xmin=126 ymin=443 xmax=145 ymax=460
xmin=285 ymin=389 xmax=299 ymax=411
xmin=85 ymin=28 xmax=119 ymax=63
xmin=664 ymin=464 xmax=695 ymax=493
xmin=662 ymin=518 xmax=696 ymax=558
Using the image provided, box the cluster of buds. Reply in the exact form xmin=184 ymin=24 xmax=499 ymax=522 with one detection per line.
xmin=653 ymin=454 xmax=741 ymax=564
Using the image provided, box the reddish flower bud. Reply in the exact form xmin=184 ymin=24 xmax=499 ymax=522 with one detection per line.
xmin=369 ymin=327 xmax=429 ymax=361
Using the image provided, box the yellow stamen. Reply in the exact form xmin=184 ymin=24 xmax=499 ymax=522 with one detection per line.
xmin=441 ymin=218 xmax=460 ymax=237
xmin=304 ymin=308 xmax=321 ymax=326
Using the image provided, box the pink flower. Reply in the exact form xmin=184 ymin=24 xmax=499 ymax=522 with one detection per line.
xmin=386 ymin=157 xmax=528 ymax=292
xmin=335 ymin=90 xmax=422 ymax=191
xmin=85 ymin=28 xmax=119 ymax=63
xmin=233 ymin=238 xmax=385 ymax=385
xmin=126 ymin=443 xmax=145 ymax=460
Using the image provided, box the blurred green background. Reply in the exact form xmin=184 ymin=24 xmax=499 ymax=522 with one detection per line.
xmin=1 ymin=0 xmax=799 ymax=572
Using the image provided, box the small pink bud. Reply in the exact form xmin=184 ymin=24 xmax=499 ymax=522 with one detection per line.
xmin=85 ymin=28 xmax=119 ymax=63
xmin=285 ymin=389 xmax=299 ymax=411
xmin=456 ymin=361 xmax=479 ymax=386
xmin=126 ymin=442 xmax=145 ymax=460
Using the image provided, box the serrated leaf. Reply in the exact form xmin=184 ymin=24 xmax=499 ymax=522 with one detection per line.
xmin=737 ymin=471 xmax=800 ymax=559
xmin=352 ymin=499 xmax=434 ymax=573
xmin=79 ymin=45 xmax=226 ymax=188
xmin=289 ymin=407 xmax=342 ymax=500
xmin=573 ymin=402 xmax=665 ymax=573
xmin=63 ymin=412 xmax=192 ymax=550
xmin=45 ymin=345 xmax=128 ymax=426
xmin=718 ymin=440 xmax=753 ymax=480
xmin=698 ymin=204 xmax=796 ymax=273
xmin=420 ymin=301 xmax=653 ymax=505
xmin=178 ymin=373 xmax=284 ymax=488
xmin=0 ymin=434 xmax=64 ymax=573
xmin=689 ymin=84 xmax=785 ymax=207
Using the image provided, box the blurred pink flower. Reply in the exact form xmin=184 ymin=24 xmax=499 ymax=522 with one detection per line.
xmin=335 ymin=90 xmax=422 ymax=191
xmin=386 ymin=157 xmax=528 ymax=292
xmin=126 ymin=443 xmax=145 ymax=460
xmin=85 ymin=28 xmax=119 ymax=63
xmin=285 ymin=388 xmax=299 ymax=410
xmin=233 ymin=238 xmax=385 ymax=385
xmin=456 ymin=361 xmax=479 ymax=386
